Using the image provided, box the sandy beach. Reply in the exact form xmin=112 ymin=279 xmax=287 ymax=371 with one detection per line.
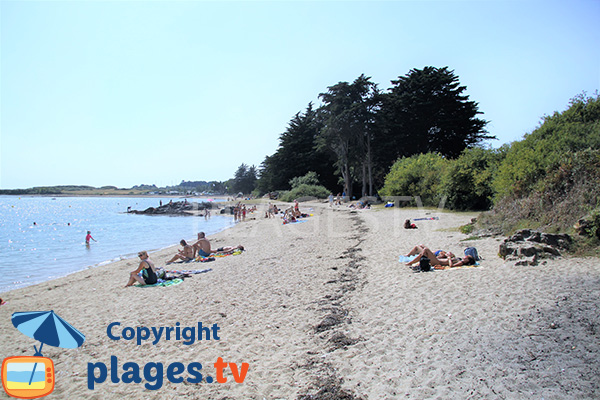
xmin=1 ymin=201 xmax=598 ymax=399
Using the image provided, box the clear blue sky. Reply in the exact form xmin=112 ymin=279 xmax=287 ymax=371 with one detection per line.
xmin=1 ymin=0 xmax=599 ymax=189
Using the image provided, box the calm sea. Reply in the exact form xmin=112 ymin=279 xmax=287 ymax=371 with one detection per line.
xmin=0 ymin=196 xmax=234 ymax=293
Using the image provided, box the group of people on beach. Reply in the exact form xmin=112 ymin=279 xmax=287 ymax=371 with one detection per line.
xmin=263 ymin=200 xmax=308 ymax=224
xmin=233 ymin=203 xmax=257 ymax=222
xmin=282 ymin=200 xmax=312 ymax=224
xmin=328 ymin=193 xmax=345 ymax=206
xmin=125 ymin=231 xmax=244 ymax=287
xmin=403 ymin=244 xmax=477 ymax=270
xmin=265 ymin=202 xmax=280 ymax=218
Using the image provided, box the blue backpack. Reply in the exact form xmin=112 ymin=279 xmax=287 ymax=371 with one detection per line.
xmin=464 ymin=247 xmax=480 ymax=261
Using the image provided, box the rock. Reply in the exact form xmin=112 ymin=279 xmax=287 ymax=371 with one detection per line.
xmin=129 ymin=201 xmax=214 ymax=216
xmin=500 ymin=229 xmax=571 ymax=266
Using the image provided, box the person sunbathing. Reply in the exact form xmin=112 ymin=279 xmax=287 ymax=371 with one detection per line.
xmin=405 ymin=245 xmax=475 ymax=268
xmin=214 ymin=245 xmax=244 ymax=254
xmin=166 ymin=240 xmax=194 ymax=264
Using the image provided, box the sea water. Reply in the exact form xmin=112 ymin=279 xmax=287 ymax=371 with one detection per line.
xmin=0 ymin=196 xmax=234 ymax=293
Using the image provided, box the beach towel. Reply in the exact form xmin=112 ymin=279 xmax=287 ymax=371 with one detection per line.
xmin=413 ymin=217 xmax=439 ymax=221
xmin=283 ymin=219 xmax=307 ymax=225
xmin=212 ymin=250 xmax=243 ymax=257
xmin=194 ymin=256 xmax=216 ymax=262
xmin=447 ymin=262 xmax=481 ymax=270
xmin=165 ymin=268 xmax=212 ymax=275
xmin=137 ymin=278 xmax=183 ymax=288
xmin=398 ymin=255 xmax=418 ymax=263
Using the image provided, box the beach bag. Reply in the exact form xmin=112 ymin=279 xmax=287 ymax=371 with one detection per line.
xmin=464 ymin=247 xmax=480 ymax=261
xmin=419 ymin=256 xmax=431 ymax=272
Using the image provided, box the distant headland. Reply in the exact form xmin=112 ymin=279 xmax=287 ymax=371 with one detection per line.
xmin=0 ymin=181 xmax=228 ymax=197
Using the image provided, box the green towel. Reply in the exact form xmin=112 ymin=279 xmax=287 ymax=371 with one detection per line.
xmin=137 ymin=278 xmax=183 ymax=288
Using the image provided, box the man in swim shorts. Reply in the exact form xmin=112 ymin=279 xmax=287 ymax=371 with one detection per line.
xmin=193 ymin=232 xmax=214 ymax=257
xmin=193 ymin=232 xmax=245 ymax=257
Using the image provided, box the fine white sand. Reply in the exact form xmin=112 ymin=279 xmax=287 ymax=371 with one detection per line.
xmin=1 ymin=201 xmax=598 ymax=399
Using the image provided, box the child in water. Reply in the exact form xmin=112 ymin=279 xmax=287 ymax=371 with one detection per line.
xmin=85 ymin=231 xmax=97 ymax=245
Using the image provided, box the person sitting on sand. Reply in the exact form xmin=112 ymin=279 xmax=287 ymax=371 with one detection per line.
xmin=283 ymin=207 xmax=297 ymax=222
xmin=192 ymin=232 xmax=213 ymax=257
xmin=404 ymin=219 xmax=418 ymax=229
xmin=167 ymin=240 xmax=194 ymax=264
xmin=193 ymin=232 xmax=244 ymax=256
xmin=405 ymin=245 xmax=475 ymax=269
xmin=125 ymin=251 xmax=158 ymax=287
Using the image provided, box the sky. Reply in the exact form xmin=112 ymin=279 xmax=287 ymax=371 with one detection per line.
xmin=1 ymin=0 xmax=599 ymax=190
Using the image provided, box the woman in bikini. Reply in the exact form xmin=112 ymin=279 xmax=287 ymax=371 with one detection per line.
xmin=405 ymin=245 xmax=475 ymax=269
xmin=125 ymin=251 xmax=158 ymax=287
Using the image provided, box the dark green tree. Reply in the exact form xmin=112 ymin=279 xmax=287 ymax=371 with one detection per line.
xmin=317 ymin=74 xmax=379 ymax=199
xmin=378 ymin=66 xmax=492 ymax=162
xmin=257 ymin=103 xmax=337 ymax=193
xmin=232 ymin=163 xmax=258 ymax=194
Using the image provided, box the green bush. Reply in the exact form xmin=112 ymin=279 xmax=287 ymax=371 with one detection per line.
xmin=493 ymin=93 xmax=600 ymax=199
xmin=380 ymin=153 xmax=449 ymax=207
xmin=480 ymin=148 xmax=600 ymax=236
xmin=289 ymin=171 xmax=320 ymax=188
xmin=441 ymin=147 xmax=504 ymax=211
xmin=279 ymin=184 xmax=330 ymax=202
xmin=580 ymin=209 xmax=600 ymax=240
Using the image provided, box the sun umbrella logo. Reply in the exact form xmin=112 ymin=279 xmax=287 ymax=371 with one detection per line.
xmin=1 ymin=311 xmax=85 ymax=399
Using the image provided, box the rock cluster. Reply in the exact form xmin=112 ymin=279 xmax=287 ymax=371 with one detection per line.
xmin=128 ymin=201 xmax=213 ymax=216
xmin=499 ymin=229 xmax=572 ymax=266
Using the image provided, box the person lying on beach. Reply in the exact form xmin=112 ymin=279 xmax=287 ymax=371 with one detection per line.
xmin=166 ymin=240 xmax=194 ymax=264
xmin=405 ymin=245 xmax=452 ymax=259
xmin=405 ymin=245 xmax=475 ymax=269
xmin=214 ymin=245 xmax=245 ymax=254
xmin=125 ymin=251 xmax=158 ymax=287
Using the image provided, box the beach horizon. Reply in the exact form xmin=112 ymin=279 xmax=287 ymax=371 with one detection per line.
xmin=1 ymin=201 xmax=598 ymax=399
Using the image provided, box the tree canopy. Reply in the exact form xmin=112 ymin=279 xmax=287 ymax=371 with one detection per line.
xmin=257 ymin=103 xmax=337 ymax=193
xmin=377 ymin=66 xmax=492 ymax=161
xmin=317 ymin=74 xmax=379 ymax=198
xmin=232 ymin=163 xmax=258 ymax=194
xmin=242 ymin=66 xmax=496 ymax=201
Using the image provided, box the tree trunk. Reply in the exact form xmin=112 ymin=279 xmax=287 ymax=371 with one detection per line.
xmin=362 ymin=162 xmax=367 ymax=198
xmin=366 ymin=137 xmax=373 ymax=196
xmin=343 ymin=161 xmax=352 ymax=200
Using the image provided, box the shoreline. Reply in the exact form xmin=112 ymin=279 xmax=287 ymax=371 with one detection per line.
xmin=0 ymin=213 xmax=237 ymax=295
xmin=0 ymin=193 xmax=232 ymax=200
xmin=1 ymin=201 xmax=598 ymax=399
xmin=0 ymin=196 xmax=238 ymax=294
